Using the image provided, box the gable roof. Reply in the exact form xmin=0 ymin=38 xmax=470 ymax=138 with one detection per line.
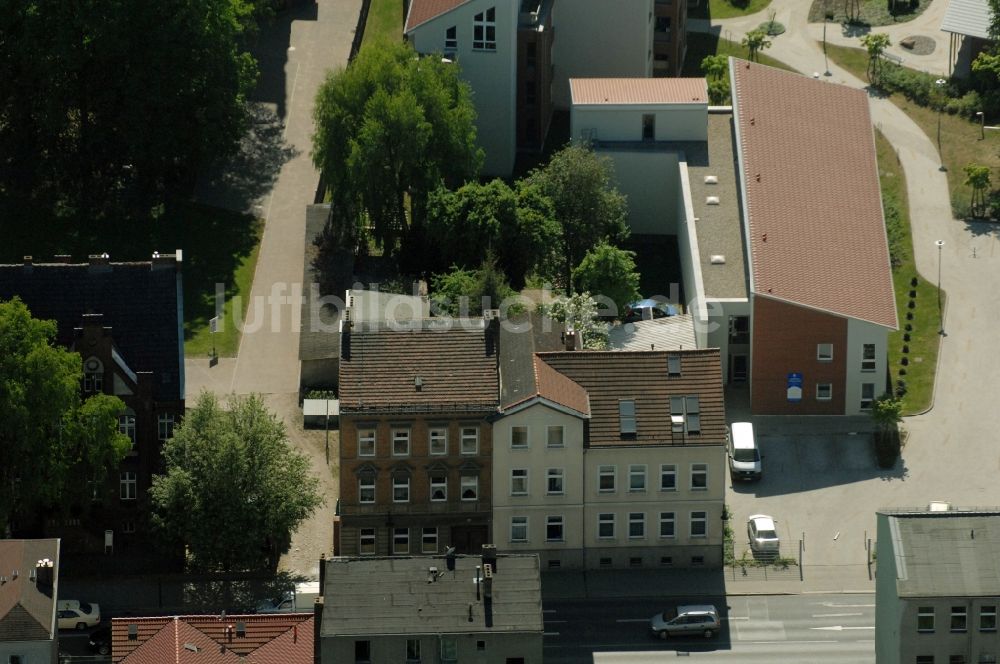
xmin=730 ymin=59 xmax=897 ymax=330
xmin=503 ymin=355 xmax=591 ymax=416
xmin=0 ymin=256 xmax=185 ymax=400
xmin=498 ymin=313 xmax=583 ymax=413
xmin=112 ymin=614 xmax=314 ymax=663
xmin=405 ymin=0 xmax=469 ymax=32
xmin=941 ymin=0 xmax=993 ymax=40
xmin=570 ymin=78 xmax=708 ymax=105
xmin=536 ymin=349 xmax=725 ymax=446
xmin=338 ymin=320 xmax=499 ymax=414
xmin=0 ymin=539 xmax=59 ymax=643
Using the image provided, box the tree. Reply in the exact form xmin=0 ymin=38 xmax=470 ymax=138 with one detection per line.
xmin=430 ymin=255 xmax=517 ymax=316
xmin=150 ymin=392 xmax=323 ymax=572
xmin=571 ymin=242 xmax=641 ymax=318
xmin=741 ymin=29 xmax=772 ymax=63
xmin=964 ymin=163 xmax=992 ymax=217
xmin=525 ymin=144 xmax=629 ymax=289
xmin=0 ymin=298 xmax=130 ymax=533
xmin=312 ymin=41 xmax=482 ymax=253
xmin=701 ymin=55 xmax=731 ymax=105
xmin=0 ymin=0 xmax=259 ymax=226
xmin=861 ymin=33 xmax=892 ymax=87
xmin=538 ymin=292 xmax=609 ymax=350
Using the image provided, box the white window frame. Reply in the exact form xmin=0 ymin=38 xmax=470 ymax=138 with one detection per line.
xmin=407 ymin=638 xmax=422 ymax=662
xmin=84 ymin=371 xmax=103 ymax=393
xmin=982 ymin=605 xmax=998 ymax=632
xmin=670 ymin=396 xmax=701 ymax=434
xmin=547 ymin=425 xmax=564 ymax=448
xmin=358 ymin=429 xmax=376 ymax=457
xmin=510 ymin=468 xmax=528 ymax=496
xmin=659 ymin=512 xmax=675 ymax=538
xmin=667 ymin=354 xmax=681 ymax=376
xmin=862 ymin=343 xmax=877 ymax=372
xmin=619 ymin=400 xmax=637 ymax=435
xmin=510 ymin=425 xmax=528 ymax=449
xmin=472 ymin=7 xmax=496 ymax=50
xmin=952 ymin=606 xmax=968 ymax=632
xmin=392 ymin=429 xmax=410 ymax=457
xmin=628 ymin=512 xmax=645 ymax=539
xmin=461 ymin=475 xmax=479 ymax=501
xmin=690 ymin=511 xmax=707 ymax=538
xmin=860 ymin=383 xmax=876 ymax=410
xmin=690 ymin=463 xmax=708 ymax=491
xmin=598 ymin=513 xmax=615 ymax=539
xmin=359 ymin=476 xmax=375 ymax=504
xmin=430 ymin=474 xmax=447 ymax=501
xmin=119 ymin=412 xmax=136 ymax=449
xmin=421 ymin=527 xmax=438 ymax=554
xmin=392 ymin=527 xmax=409 ymax=555
xmin=917 ymin=606 xmax=935 ymax=633
xmin=359 ymin=527 xmax=376 ymax=555
xmin=546 ymin=515 xmax=564 ymax=542
xmin=598 ymin=465 xmax=616 ymax=493
xmin=121 ymin=519 xmax=136 ymax=534
xmin=660 ymin=464 xmax=677 ymax=491
xmin=510 ymin=516 xmax=528 ymax=542
xmin=816 ymin=383 xmax=833 ymax=401
xmin=120 ymin=471 xmax=137 ymax=500
xmin=157 ymin=413 xmax=175 ymax=441
xmin=546 ymin=468 xmax=564 ymax=495
xmin=429 ymin=428 xmax=448 ymax=455
xmin=461 ymin=427 xmax=479 ymax=455
xmin=444 ymin=25 xmax=457 ymax=51
xmin=628 ymin=464 xmax=646 ymax=492
xmin=393 ymin=476 xmax=410 ymax=503
xmin=817 ymin=343 xmax=834 ymax=361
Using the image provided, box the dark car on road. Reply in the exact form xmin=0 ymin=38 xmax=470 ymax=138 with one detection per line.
xmin=88 ymin=625 xmax=111 ymax=656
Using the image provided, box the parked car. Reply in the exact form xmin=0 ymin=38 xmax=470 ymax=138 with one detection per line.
xmin=88 ymin=625 xmax=111 ymax=655
xmin=728 ymin=421 xmax=762 ymax=481
xmin=747 ymin=514 xmax=780 ymax=554
xmin=624 ymin=298 xmax=678 ymax=323
xmin=649 ymin=605 xmax=720 ymax=639
xmin=57 ymin=600 xmax=101 ymax=630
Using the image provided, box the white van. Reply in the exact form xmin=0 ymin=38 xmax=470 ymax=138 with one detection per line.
xmin=728 ymin=422 xmax=761 ymax=481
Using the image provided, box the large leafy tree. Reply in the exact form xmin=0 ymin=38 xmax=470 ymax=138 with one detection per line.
xmin=525 ymin=144 xmax=629 ymax=289
xmin=312 ymin=41 xmax=482 ymax=253
xmin=0 ymin=0 xmax=259 ymax=226
xmin=0 ymin=298 xmax=130 ymax=534
xmin=150 ymin=392 xmax=323 ymax=572
xmin=572 ymin=241 xmax=641 ymax=318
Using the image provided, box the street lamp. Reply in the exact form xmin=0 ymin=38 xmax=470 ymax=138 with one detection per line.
xmin=935 ymin=78 xmax=947 ymax=171
xmin=976 ymin=111 xmax=985 ymax=140
xmin=822 ymin=11 xmax=832 ymax=76
xmin=935 ymin=239 xmax=945 ymax=335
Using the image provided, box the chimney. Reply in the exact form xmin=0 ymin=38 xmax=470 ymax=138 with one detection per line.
xmin=151 ymin=251 xmax=179 ymax=271
xmin=35 ymin=558 xmax=54 ymax=595
xmin=445 ymin=546 xmax=456 ymax=572
xmin=482 ymin=564 xmax=493 ymax=599
xmin=340 ymin=318 xmax=352 ymax=360
xmin=319 ymin=553 xmax=327 ymax=592
xmin=313 ymin=596 xmax=324 ymax=664
xmin=88 ymin=253 xmax=111 ymax=273
xmin=482 ymin=544 xmax=497 ymax=573
xmin=564 ymin=325 xmax=582 ymax=351
xmin=484 ymin=312 xmax=499 ymax=357
xmin=22 ymin=256 xmax=33 ymax=273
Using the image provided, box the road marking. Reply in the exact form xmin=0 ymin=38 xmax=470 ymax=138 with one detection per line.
xmin=818 ymin=602 xmax=875 ymax=608
xmin=722 ymin=616 xmax=749 ymax=621
xmin=811 ymin=625 xmax=876 ymax=631
xmin=746 ymin=639 xmax=838 ymax=644
xmin=812 ymin=612 xmax=864 ymax=618
xmin=615 ymin=619 xmax=649 ymax=623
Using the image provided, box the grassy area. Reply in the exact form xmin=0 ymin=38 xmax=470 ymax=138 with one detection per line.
xmin=825 ymin=43 xmax=1000 ymax=218
xmin=683 ymin=33 xmax=795 ymax=77
xmin=807 ymin=0 xmax=931 ymax=26
xmin=690 ymin=0 xmax=772 ymax=20
xmin=362 ymin=0 xmax=403 ymax=48
xmin=875 ymin=130 xmax=941 ymax=414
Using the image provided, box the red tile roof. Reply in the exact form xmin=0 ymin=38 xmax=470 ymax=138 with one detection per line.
xmin=113 ymin=614 xmax=314 ymax=664
xmin=570 ymin=78 xmax=708 ymax=105
xmin=504 ymin=355 xmax=590 ymax=415
xmin=405 ymin=0 xmax=469 ymax=32
xmin=731 ymin=59 xmax=898 ymax=329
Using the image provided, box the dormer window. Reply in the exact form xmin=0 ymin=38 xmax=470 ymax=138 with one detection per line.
xmin=618 ymin=400 xmax=636 ymax=435
xmin=473 ymin=8 xmax=496 ymax=51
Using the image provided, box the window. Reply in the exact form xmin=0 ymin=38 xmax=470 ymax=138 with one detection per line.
xmin=642 ymin=114 xmax=655 ymax=141
xmin=359 ymin=528 xmax=376 ymax=555
xmin=122 ymin=520 xmax=136 ymax=534
xmin=619 ymin=400 xmax=636 ymax=435
xmin=440 ymin=637 xmax=458 ymax=663
xmin=862 ymin=343 xmax=876 ymax=372
xmin=659 ymin=512 xmax=675 ymax=538
xmin=359 ymin=476 xmax=375 ymax=503
xmin=980 ymin=655 xmax=997 ymax=664
xmin=817 ymin=383 xmax=833 ymax=401
xmin=598 ymin=513 xmax=615 ymax=539
xmin=511 ymin=469 xmax=528 ymax=495
xmin=444 ymin=25 xmax=457 ymax=50
xmin=690 ymin=511 xmax=707 ymax=537
xmin=629 ymin=465 xmax=646 ymax=492
xmin=915 ymin=658 xmax=934 ymax=664
xmin=429 ymin=428 xmax=447 ymax=455
xmin=157 ymin=414 xmax=175 ymax=441
xmin=917 ymin=606 xmax=935 ymax=632
xmin=628 ymin=512 xmax=645 ymax=539
xmin=599 ymin=557 xmax=612 ymax=567
xmin=393 ymin=476 xmax=410 ymax=503
xmin=546 ymin=515 xmax=564 ymax=541
xmin=982 ymin=605 xmax=997 ymax=631
xmin=690 ymin=463 xmax=708 ymax=490
xmin=120 ymin=471 xmax=137 ymax=500
xmin=547 ymin=468 xmax=564 ymax=495
xmin=660 ymin=556 xmax=673 ymax=566
xmin=547 ymin=425 xmax=564 ymax=448
xmin=83 ymin=357 xmax=103 ymax=392
xmin=951 ymin=657 xmax=967 ymax=664
xmin=548 ymin=560 xmax=561 ymax=569
xmin=598 ymin=465 xmax=616 ymax=492
xmin=817 ymin=343 xmax=833 ymax=361
xmin=729 ymin=315 xmax=750 ymax=344
xmin=430 ymin=474 xmax=447 ymax=501
xmin=668 ymin=354 xmax=681 ymax=376
xmin=861 ymin=383 xmax=876 ymax=410
xmin=629 ymin=556 xmax=643 ymax=568
xmin=472 ymin=7 xmax=496 ymax=50
xmin=691 ymin=555 xmax=705 ymax=566
xmin=421 ymin=527 xmax=438 ymax=554
xmin=9 ymin=656 xmax=24 ymax=664
xmin=392 ymin=429 xmax=410 ymax=456
xmin=671 ymin=396 xmax=701 ymax=434
xmin=511 ymin=425 xmax=528 ymax=448
xmin=355 ymin=640 xmax=371 ymax=663
xmin=952 ymin=606 xmax=968 ymax=632
xmin=476 ymin=640 xmax=485 ymax=652
xmin=119 ymin=412 xmax=136 ymax=448
xmin=393 ymin=527 xmax=409 ymax=555
xmin=358 ymin=429 xmax=375 ymax=456
xmin=660 ymin=464 xmax=677 ymax=491
xmin=461 ymin=475 xmax=478 ymax=501
xmin=461 ymin=427 xmax=479 ymax=455
xmin=510 ymin=516 xmax=528 ymax=542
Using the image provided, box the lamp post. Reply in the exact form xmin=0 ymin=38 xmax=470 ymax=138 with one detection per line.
xmin=823 ymin=12 xmax=832 ymax=76
xmin=935 ymin=240 xmax=945 ymax=334
xmin=976 ymin=111 xmax=985 ymax=140
xmin=935 ymin=78 xmax=947 ymax=171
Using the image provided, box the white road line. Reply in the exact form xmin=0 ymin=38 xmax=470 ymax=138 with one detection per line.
xmin=818 ymin=602 xmax=875 ymax=608
xmin=812 ymin=612 xmax=864 ymax=618
xmin=614 ymin=619 xmax=649 ymax=623
xmin=747 ymin=640 xmax=838 ymax=644
xmin=811 ymin=625 xmax=876 ymax=631
xmin=723 ymin=616 xmax=750 ymax=621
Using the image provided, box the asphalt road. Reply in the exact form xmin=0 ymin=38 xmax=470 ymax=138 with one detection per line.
xmin=543 ymin=593 xmax=875 ymax=663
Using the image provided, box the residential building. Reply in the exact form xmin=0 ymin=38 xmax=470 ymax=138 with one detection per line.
xmin=875 ymin=505 xmax=1000 ymax=664
xmin=0 ymin=254 xmax=185 ymax=554
xmin=494 ymin=319 xmax=727 ymax=569
xmin=569 ymin=62 xmax=897 ymax=415
xmin=111 ymin=613 xmax=314 ymax=663
xmin=941 ymin=0 xmax=995 ymax=76
xmin=0 ymin=539 xmax=60 ymax=664
xmin=337 ymin=318 xmax=499 ymax=556
xmin=320 ymin=553 xmax=543 ymax=664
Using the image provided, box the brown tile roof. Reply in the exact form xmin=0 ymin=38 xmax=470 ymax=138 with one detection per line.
xmin=113 ymin=614 xmax=314 ymax=663
xmin=570 ymin=78 xmax=708 ymax=105
xmin=405 ymin=0 xmax=469 ymax=32
xmin=731 ymin=59 xmax=898 ymax=329
xmin=536 ymin=349 xmax=725 ymax=446
xmin=0 ymin=539 xmax=59 ymax=642
xmin=503 ymin=355 xmax=590 ymax=416
xmin=338 ymin=321 xmax=499 ymax=414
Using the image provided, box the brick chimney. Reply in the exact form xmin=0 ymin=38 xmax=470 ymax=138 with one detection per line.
xmin=313 ymin=596 xmax=324 ymax=664
xmin=22 ymin=256 xmax=32 ymax=273
xmin=88 ymin=253 xmax=111 ymax=273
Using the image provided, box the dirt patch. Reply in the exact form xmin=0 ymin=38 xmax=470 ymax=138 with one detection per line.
xmin=899 ymin=35 xmax=936 ymax=56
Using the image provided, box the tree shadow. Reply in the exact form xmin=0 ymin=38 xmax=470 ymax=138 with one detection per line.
xmin=841 ymin=21 xmax=872 ymax=38
xmin=963 ymin=218 xmax=1000 ymax=238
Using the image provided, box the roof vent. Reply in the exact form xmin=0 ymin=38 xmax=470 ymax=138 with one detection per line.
xmin=929 ymin=501 xmax=951 ymax=512
xmin=414 ymin=376 xmax=423 ymax=391
xmin=704 ymin=175 xmax=718 ymax=184
xmin=710 ymin=255 xmax=726 ymax=265
xmin=706 ymin=196 xmax=720 ymax=205
xmin=11 ymin=569 xmax=17 ymax=580
xmin=184 ymin=643 xmax=200 ymax=653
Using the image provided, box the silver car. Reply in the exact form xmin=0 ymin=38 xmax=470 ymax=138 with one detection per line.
xmin=747 ymin=514 xmax=780 ymax=554
xmin=650 ymin=604 xmax=721 ymax=639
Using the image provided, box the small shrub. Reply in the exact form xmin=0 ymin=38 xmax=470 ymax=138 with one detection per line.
xmin=902 ymin=344 xmax=909 ymax=353
xmin=944 ymin=91 xmax=982 ymax=117
xmin=907 ymin=300 xmax=916 ymax=309
xmin=899 ymin=367 xmax=907 ymax=376
xmin=903 ymin=332 xmax=910 ymax=341
xmin=901 ymin=356 xmax=909 ymax=366
xmin=895 ymin=380 xmax=908 ymax=398
xmin=906 ymin=311 xmax=914 ymax=320
xmin=905 ymin=322 xmax=913 ymax=331
xmin=908 ymin=289 xmax=917 ymax=298
xmin=910 ymin=276 xmax=918 ymax=287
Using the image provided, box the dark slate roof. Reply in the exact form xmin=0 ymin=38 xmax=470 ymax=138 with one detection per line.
xmin=321 ymin=555 xmax=542 ymax=636
xmin=338 ymin=320 xmax=499 ymax=414
xmin=0 ymin=539 xmax=59 ymax=642
xmin=536 ymin=349 xmax=726 ymax=447
xmin=0 ymin=258 xmax=184 ymax=401
xmin=498 ymin=312 xmax=570 ymax=409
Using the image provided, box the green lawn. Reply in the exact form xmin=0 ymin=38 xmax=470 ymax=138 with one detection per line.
xmin=875 ymin=130 xmax=941 ymax=414
xmin=683 ymin=32 xmax=795 ymax=77
xmin=362 ymin=0 xmax=404 ymax=48
xmin=690 ymin=0 xmax=772 ymax=20
xmin=807 ymin=0 xmax=932 ymax=26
